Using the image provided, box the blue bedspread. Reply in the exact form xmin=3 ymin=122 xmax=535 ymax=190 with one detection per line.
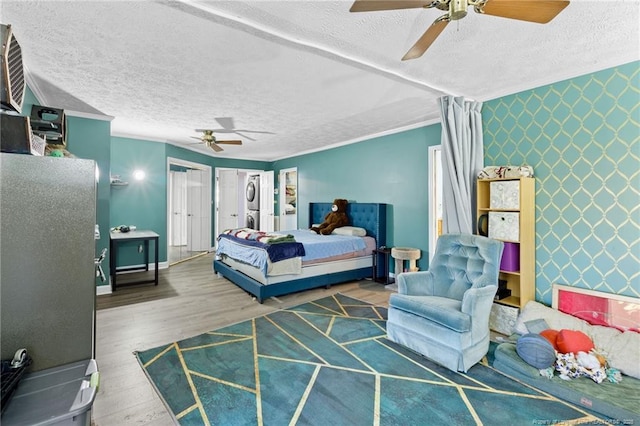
xmin=217 ymin=234 xmax=305 ymax=263
xmin=216 ymin=229 xmax=367 ymax=276
xmin=286 ymin=230 xmax=366 ymax=261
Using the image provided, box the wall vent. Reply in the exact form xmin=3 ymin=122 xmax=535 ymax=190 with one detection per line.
xmin=1 ymin=24 xmax=26 ymax=113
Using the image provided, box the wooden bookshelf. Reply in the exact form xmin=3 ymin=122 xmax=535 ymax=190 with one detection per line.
xmin=477 ymin=177 xmax=535 ymax=310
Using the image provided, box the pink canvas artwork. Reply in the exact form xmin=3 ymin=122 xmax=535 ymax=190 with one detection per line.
xmin=554 ymin=285 xmax=640 ymax=333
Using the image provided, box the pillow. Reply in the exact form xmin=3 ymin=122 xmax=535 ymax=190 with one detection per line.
xmin=524 ymin=318 xmax=550 ymax=334
xmin=332 ymin=226 xmax=366 ymax=236
xmin=514 ymin=301 xmax=589 ymax=335
xmin=539 ymin=329 xmax=560 ymax=350
xmin=556 ymin=329 xmax=594 ymax=354
xmin=516 ymin=333 xmax=557 ymax=369
xmin=606 ymin=330 xmax=640 ymax=379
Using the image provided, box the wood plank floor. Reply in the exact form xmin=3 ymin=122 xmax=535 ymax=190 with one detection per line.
xmin=92 ymin=253 xmax=391 ymax=425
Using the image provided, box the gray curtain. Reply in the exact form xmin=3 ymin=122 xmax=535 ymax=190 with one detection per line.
xmin=439 ymin=96 xmax=484 ymax=235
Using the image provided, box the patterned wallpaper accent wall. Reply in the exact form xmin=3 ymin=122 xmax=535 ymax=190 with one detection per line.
xmin=483 ymin=61 xmax=639 ymax=305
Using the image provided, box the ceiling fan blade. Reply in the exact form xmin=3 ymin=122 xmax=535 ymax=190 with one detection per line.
xmin=209 ymin=143 xmax=224 ymax=152
xmin=480 ymin=0 xmax=570 ymax=24
xmin=214 ymin=117 xmax=235 ymax=130
xmin=350 ymin=0 xmax=434 ymax=12
xmin=235 ymin=129 xmax=275 ymax=135
xmin=190 ymin=136 xmax=203 ymax=140
xmin=402 ymin=17 xmax=449 ymax=60
xmin=215 ymin=140 xmax=243 ymax=145
xmin=234 ymin=131 xmax=256 ymax=141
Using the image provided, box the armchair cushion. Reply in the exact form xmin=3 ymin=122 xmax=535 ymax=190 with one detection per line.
xmin=389 ymin=294 xmax=471 ymax=332
xmin=397 ymin=271 xmax=436 ymax=296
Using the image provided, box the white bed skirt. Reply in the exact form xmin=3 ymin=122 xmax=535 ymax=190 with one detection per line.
xmin=219 ymin=255 xmax=373 ymax=285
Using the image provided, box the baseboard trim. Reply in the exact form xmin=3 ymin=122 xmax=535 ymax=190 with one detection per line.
xmin=96 ymin=284 xmax=112 ymax=295
xmin=96 ymin=262 xmax=169 ymax=296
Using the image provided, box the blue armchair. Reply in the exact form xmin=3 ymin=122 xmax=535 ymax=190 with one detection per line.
xmin=387 ymin=234 xmax=504 ymax=372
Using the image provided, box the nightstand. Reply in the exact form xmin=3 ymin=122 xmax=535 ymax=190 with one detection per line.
xmin=372 ymin=247 xmax=393 ymax=284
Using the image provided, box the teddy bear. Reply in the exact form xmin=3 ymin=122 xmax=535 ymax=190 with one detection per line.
xmin=310 ymin=199 xmax=349 ymax=235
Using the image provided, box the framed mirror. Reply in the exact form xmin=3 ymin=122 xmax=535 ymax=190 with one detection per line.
xmin=279 ymin=168 xmax=297 ymax=230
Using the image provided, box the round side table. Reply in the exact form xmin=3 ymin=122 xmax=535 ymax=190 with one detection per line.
xmin=391 ymin=247 xmax=421 ymax=275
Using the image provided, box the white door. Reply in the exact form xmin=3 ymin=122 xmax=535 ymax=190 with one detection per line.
xmin=167 ymin=158 xmax=212 ymax=264
xmin=170 ymin=171 xmax=187 ymax=246
xmin=260 ymin=170 xmax=274 ymax=232
xmin=216 ymin=169 xmax=240 ymax=241
xmin=186 ymin=169 xmax=212 ymax=252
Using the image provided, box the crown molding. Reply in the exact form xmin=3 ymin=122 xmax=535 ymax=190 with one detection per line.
xmin=272 ymin=118 xmax=441 ymax=162
xmin=65 ymin=110 xmax=114 ymax=121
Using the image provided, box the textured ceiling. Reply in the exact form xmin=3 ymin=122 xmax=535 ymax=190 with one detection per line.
xmin=2 ymin=0 xmax=638 ymax=161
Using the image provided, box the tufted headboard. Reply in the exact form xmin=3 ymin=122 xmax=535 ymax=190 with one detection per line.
xmin=309 ymin=202 xmax=387 ymax=247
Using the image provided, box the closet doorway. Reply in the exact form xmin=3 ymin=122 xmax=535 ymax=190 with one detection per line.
xmin=167 ymin=157 xmax=212 ymax=265
xmin=214 ymin=168 xmax=274 ymax=242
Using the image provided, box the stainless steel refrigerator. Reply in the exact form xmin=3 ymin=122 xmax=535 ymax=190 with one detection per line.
xmin=1 ymin=153 xmax=97 ymax=371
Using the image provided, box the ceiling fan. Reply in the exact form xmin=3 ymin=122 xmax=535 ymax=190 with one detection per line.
xmin=191 ymin=130 xmax=242 ymax=152
xmin=206 ymin=117 xmax=274 ymax=141
xmin=350 ymin=0 xmax=570 ymax=60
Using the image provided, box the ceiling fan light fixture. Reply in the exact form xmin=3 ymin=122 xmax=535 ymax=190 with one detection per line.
xmin=350 ymin=0 xmax=570 ymax=60
xmin=193 ymin=128 xmax=243 ymax=153
xmin=449 ymin=0 xmax=468 ymax=20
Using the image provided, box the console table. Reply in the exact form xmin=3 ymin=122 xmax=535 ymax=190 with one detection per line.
xmin=109 ymin=230 xmax=159 ymax=291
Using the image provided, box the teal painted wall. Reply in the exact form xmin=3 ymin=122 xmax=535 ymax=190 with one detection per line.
xmin=22 ymin=85 xmax=112 ymax=287
xmin=165 ymin=143 xmax=269 ymax=260
xmin=25 ymin=62 xmax=637 ymax=299
xmin=273 ymin=125 xmax=442 ymax=272
xmin=111 ymin=139 xmax=268 ymax=266
xmin=113 ymin=126 xmax=440 ymax=273
xmin=165 ymin=144 xmax=269 ymax=171
xmin=65 ymin=116 xmax=111 ymax=287
xmin=483 ymin=61 xmax=640 ymax=304
xmin=110 ymin=138 xmax=168 ymax=265
xmin=21 ymin=86 xmax=39 ymax=116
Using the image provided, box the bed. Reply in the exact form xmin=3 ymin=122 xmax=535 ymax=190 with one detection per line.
xmin=213 ymin=202 xmax=387 ymax=303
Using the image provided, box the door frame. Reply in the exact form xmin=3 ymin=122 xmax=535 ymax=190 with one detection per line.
xmin=214 ymin=167 xmax=265 ymax=241
xmin=428 ymin=145 xmax=442 ymax=262
xmin=186 ymin=168 xmax=211 ymax=252
xmin=260 ymin=170 xmax=275 ymax=232
xmin=166 ymin=157 xmax=212 ymax=265
xmin=169 ymin=170 xmax=187 ymax=246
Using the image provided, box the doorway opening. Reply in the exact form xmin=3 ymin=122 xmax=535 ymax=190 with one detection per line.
xmin=214 ymin=168 xmax=274 ymax=243
xmin=167 ymin=157 xmax=212 ymax=265
xmin=428 ymin=145 xmax=443 ymax=262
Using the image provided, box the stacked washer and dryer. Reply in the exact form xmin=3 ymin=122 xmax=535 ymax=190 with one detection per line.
xmin=246 ymin=174 xmax=260 ymax=230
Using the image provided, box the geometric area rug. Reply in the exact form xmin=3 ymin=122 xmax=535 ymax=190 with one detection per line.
xmin=135 ymin=294 xmax=599 ymax=425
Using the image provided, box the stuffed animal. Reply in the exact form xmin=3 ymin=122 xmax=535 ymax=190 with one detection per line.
xmin=310 ymin=199 xmax=349 ymax=235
